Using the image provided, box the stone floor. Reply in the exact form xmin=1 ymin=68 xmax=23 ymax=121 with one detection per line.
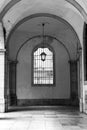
xmin=0 ymin=106 xmax=87 ymax=130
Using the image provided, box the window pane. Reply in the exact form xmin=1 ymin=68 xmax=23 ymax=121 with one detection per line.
xmin=33 ymin=47 xmax=54 ymax=85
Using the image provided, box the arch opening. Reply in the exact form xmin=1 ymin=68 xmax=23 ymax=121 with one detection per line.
xmin=6 ymin=13 xmax=81 ymax=108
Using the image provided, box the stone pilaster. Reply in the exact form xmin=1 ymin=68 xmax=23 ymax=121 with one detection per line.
xmin=69 ymin=60 xmax=79 ymax=106
xmin=0 ymin=23 xmax=6 ymax=112
xmin=9 ymin=60 xmax=18 ymax=106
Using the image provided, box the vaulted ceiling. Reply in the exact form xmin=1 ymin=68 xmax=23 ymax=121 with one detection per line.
xmin=0 ymin=0 xmax=85 ymax=38
xmin=0 ymin=0 xmax=86 ymax=60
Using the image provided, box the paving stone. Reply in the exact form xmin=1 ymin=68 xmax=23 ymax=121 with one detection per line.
xmin=0 ymin=106 xmax=87 ymax=130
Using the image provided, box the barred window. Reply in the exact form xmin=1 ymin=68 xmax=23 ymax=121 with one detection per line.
xmin=33 ymin=47 xmax=54 ymax=85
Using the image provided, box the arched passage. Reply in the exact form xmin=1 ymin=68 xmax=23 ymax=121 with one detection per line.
xmin=0 ymin=0 xmax=86 ymax=113
xmin=6 ymin=13 xmax=81 ymax=108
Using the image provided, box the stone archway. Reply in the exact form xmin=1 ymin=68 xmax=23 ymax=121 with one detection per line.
xmin=5 ymin=14 xmax=82 ymax=110
xmin=0 ymin=0 xmax=86 ymax=113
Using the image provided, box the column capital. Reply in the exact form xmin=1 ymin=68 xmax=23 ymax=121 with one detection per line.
xmin=68 ymin=60 xmax=78 ymax=64
xmin=0 ymin=49 xmax=6 ymax=53
xmin=8 ymin=60 xmax=18 ymax=64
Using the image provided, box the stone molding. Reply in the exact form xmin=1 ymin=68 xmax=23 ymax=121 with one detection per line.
xmin=0 ymin=49 xmax=6 ymax=53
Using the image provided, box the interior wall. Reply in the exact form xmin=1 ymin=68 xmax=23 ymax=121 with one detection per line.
xmin=16 ymin=38 xmax=70 ymax=100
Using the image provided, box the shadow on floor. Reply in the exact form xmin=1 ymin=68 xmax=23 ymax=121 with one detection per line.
xmin=7 ymin=105 xmax=79 ymax=113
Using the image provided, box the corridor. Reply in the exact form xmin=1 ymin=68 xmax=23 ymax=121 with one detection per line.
xmin=0 ymin=106 xmax=87 ymax=130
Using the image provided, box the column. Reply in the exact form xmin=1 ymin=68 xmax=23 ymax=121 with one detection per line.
xmin=76 ymin=48 xmax=83 ymax=112
xmin=69 ymin=60 xmax=78 ymax=106
xmin=9 ymin=60 xmax=18 ymax=106
xmin=82 ymin=47 xmax=85 ymax=112
xmin=0 ymin=23 xmax=6 ymax=112
xmin=79 ymin=51 xmax=83 ymax=112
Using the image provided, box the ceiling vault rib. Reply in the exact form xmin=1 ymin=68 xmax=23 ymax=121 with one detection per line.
xmin=0 ymin=0 xmax=21 ymax=21
xmin=6 ymin=13 xmax=81 ymax=52
xmin=66 ymin=0 xmax=87 ymax=21
xmin=16 ymin=35 xmax=71 ymax=60
xmin=0 ymin=0 xmax=86 ymax=22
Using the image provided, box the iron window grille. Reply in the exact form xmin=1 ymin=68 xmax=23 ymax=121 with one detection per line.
xmin=32 ymin=45 xmax=55 ymax=86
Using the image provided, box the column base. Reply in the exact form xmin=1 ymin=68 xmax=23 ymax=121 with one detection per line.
xmin=10 ymin=94 xmax=17 ymax=106
xmin=0 ymin=98 xmax=8 ymax=113
xmin=79 ymin=98 xmax=84 ymax=112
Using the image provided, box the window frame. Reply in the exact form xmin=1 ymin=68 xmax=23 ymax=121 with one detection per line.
xmin=31 ymin=43 xmax=56 ymax=87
